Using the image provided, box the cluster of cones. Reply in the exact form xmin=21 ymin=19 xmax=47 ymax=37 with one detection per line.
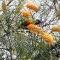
xmin=20 ymin=1 xmax=60 ymax=46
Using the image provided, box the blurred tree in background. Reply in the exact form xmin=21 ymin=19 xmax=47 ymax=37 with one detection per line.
xmin=0 ymin=0 xmax=60 ymax=60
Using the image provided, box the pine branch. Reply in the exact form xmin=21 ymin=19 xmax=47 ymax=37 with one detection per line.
xmin=7 ymin=0 xmax=14 ymax=6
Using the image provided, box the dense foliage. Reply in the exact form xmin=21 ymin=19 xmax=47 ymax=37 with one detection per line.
xmin=0 ymin=0 xmax=60 ymax=60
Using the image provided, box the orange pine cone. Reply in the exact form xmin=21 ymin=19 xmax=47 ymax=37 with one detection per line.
xmin=51 ymin=25 xmax=60 ymax=32
xmin=27 ymin=24 xmax=43 ymax=34
xmin=25 ymin=2 xmax=40 ymax=12
xmin=41 ymin=32 xmax=56 ymax=45
xmin=20 ymin=7 xmax=32 ymax=17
